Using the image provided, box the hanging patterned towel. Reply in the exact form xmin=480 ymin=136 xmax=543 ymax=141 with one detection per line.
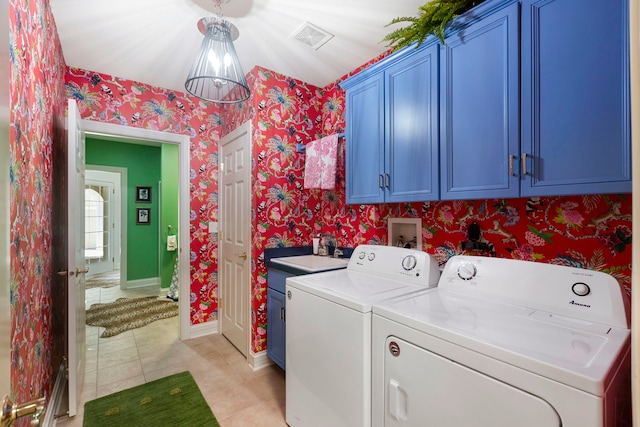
xmin=167 ymin=235 xmax=177 ymax=251
xmin=303 ymin=134 xmax=339 ymax=190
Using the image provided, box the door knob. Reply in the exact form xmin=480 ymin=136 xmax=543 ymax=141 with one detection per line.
xmin=56 ymin=267 xmax=89 ymax=277
xmin=235 ymin=252 xmax=248 ymax=260
xmin=1 ymin=395 xmax=45 ymax=427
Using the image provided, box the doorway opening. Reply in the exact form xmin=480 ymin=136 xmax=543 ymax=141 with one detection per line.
xmin=80 ymin=120 xmax=191 ymax=340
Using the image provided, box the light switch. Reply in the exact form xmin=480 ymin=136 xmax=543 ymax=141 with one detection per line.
xmin=209 ymin=221 xmax=218 ymax=233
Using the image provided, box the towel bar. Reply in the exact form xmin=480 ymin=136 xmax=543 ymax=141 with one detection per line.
xmin=296 ymin=133 xmax=345 ymax=153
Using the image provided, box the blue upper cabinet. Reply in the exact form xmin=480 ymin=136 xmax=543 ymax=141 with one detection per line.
xmin=440 ymin=0 xmax=520 ymax=200
xmin=341 ymin=41 xmax=440 ymax=204
xmin=520 ymin=0 xmax=631 ymax=196
xmin=343 ymin=73 xmax=385 ymax=204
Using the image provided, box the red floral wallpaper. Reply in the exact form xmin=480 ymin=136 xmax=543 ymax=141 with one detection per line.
xmin=223 ymin=65 xmax=633 ymax=355
xmin=9 ymin=0 xmax=66 ymax=408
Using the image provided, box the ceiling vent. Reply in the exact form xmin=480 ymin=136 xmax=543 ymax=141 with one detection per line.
xmin=290 ymin=22 xmax=334 ymax=50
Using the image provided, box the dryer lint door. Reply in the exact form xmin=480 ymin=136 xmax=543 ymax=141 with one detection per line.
xmin=382 ymin=337 xmax=561 ymax=427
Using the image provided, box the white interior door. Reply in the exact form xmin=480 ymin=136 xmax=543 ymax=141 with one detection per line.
xmin=85 ymin=170 xmax=121 ymax=276
xmin=67 ymin=99 xmax=86 ymax=417
xmin=219 ymin=122 xmax=251 ymax=356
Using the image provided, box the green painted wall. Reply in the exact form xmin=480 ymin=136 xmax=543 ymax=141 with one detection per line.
xmin=86 ymin=137 xmax=161 ymax=281
xmin=160 ymin=144 xmax=179 ymax=288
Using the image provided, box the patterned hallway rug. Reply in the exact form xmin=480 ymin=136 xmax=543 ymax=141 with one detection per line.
xmin=83 ymin=371 xmax=219 ymax=427
xmin=86 ymin=296 xmax=179 ymax=338
xmin=85 ymin=270 xmax=120 ymax=289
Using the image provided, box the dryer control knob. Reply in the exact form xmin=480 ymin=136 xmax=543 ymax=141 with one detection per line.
xmin=572 ymin=282 xmax=590 ymax=297
xmin=368 ymin=253 xmax=376 ymax=261
xmin=358 ymin=252 xmax=366 ymax=260
xmin=457 ymin=262 xmax=477 ymax=281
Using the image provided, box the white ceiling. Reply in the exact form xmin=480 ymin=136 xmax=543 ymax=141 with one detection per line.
xmin=50 ymin=0 xmax=426 ymax=93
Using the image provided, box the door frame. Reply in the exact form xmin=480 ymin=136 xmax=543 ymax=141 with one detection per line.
xmin=81 ymin=120 xmax=191 ymax=339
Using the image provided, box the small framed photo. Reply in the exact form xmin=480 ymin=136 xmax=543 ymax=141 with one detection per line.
xmin=136 ymin=208 xmax=150 ymax=225
xmin=136 ymin=186 xmax=152 ymax=203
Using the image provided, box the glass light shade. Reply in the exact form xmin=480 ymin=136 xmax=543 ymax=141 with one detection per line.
xmin=185 ymin=17 xmax=250 ymax=103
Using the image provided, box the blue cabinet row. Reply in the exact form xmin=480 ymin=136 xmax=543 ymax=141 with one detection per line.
xmin=340 ymin=0 xmax=631 ymax=203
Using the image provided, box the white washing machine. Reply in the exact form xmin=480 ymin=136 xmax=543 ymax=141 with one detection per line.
xmin=285 ymin=245 xmax=441 ymax=427
xmin=372 ymin=255 xmax=631 ymax=427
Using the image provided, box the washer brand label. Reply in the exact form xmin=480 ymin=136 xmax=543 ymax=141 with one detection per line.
xmin=569 ymin=300 xmax=591 ymax=308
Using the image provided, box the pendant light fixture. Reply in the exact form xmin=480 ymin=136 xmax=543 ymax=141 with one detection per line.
xmin=185 ymin=1 xmax=250 ymax=103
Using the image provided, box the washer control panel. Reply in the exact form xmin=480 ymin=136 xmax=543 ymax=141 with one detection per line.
xmin=348 ymin=245 xmax=440 ymax=288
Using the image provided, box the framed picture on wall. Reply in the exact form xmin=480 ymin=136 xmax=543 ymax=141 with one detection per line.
xmin=136 ymin=208 xmax=150 ymax=225
xmin=136 ymin=186 xmax=152 ymax=202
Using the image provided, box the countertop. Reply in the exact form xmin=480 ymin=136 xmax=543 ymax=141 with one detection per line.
xmin=269 ymin=255 xmax=349 ymax=273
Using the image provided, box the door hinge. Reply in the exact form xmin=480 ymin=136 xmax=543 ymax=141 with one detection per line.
xmin=219 ymin=298 xmax=222 ymax=309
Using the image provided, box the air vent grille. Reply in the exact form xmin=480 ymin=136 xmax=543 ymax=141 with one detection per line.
xmin=290 ymin=22 xmax=334 ymax=50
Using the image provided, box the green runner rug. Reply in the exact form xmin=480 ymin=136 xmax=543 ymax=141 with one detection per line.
xmin=83 ymin=371 xmax=219 ymax=427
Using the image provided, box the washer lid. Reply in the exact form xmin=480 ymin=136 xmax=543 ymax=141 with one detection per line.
xmin=286 ymin=270 xmax=432 ymax=312
xmin=373 ymin=289 xmax=630 ymax=396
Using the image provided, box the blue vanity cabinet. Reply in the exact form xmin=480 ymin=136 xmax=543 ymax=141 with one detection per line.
xmin=520 ymin=0 xmax=631 ymax=196
xmin=439 ymin=0 xmax=520 ymax=200
xmin=341 ymin=41 xmax=440 ymax=204
xmin=266 ymin=267 xmax=295 ymax=370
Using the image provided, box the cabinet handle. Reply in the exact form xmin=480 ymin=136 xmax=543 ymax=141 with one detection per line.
xmin=509 ymin=154 xmax=515 ymax=176
xmin=521 ymin=153 xmax=528 ymax=175
xmin=280 ymin=307 xmax=285 ymax=321
xmin=384 ymin=173 xmax=390 ymax=189
xmin=378 ymin=174 xmax=384 ymax=189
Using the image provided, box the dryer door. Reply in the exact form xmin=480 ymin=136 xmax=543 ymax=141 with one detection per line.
xmin=383 ymin=337 xmax=561 ymax=427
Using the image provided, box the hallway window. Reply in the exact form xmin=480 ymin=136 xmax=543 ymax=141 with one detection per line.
xmin=85 ymin=186 xmax=109 ymax=260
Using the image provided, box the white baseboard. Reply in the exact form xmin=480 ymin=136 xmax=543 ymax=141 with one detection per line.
xmin=44 ymin=364 xmax=66 ymax=426
xmin=248 ymin=350 xmax=273 ymax=371
xmin=188 ymin=320 xmax=219 ymax=339
xmin=123 ymin=277 xmax=160 ymax=290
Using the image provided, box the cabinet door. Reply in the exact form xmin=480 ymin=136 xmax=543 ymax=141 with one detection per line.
xmin=345 ymin=73 xmax=385 ymax=204
xmin=440 ymin=2 xmax=520 ymax=200
xmin=386 ymin=43 xmax=440 ymax=202
xmin=521 ymin=0 xmax=631 ymax=196
xmin=267 ymin=288 xmax=286 ymax=370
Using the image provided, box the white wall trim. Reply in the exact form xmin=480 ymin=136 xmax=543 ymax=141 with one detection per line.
xmin=43 ymin=364 xmax=66 ymax=426
xmin=124 ymin=277 xmax=160 ymax=290
xmin=248 ymin=350 xmax=273 ymax=372
xmin=189 ymin=320 xmax=219 ymax=339
xmin=80 ymin=120 xmax=193 ymax=340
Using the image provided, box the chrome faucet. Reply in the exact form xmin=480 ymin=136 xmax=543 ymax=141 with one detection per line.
xmin=319 ymin=233 xmax=339 ymax=257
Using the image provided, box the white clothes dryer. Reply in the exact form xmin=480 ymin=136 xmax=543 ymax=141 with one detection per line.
xmin=285 ymin=245 xmax=441 ymax=427
xmin=372 ymin=255 xmax=631 ymax=427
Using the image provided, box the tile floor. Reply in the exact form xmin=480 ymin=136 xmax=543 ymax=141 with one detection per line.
xmin=55 ymin=283 xmax=287 ymax=426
